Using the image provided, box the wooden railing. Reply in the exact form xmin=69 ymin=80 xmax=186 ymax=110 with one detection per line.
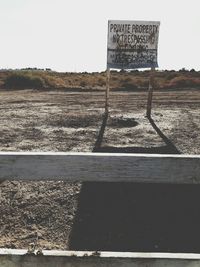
xmin=0 ymin=152 xmax=199 ymax=183
xmin=1 ymin=152 xmax=200 ymax=266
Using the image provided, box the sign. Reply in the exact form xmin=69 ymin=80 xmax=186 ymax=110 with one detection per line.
xmin=107 ymin=20 xmax=160 ymax=69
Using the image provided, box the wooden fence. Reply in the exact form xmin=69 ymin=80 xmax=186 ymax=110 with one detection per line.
xmin=1 ymin=152 xmax=200 ymax=266
xmin=0 ymin=152 xmax=199 ymax=183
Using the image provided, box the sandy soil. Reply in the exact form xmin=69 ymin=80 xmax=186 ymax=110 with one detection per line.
xmin=0 ymin=89 xmax=200 ymax=252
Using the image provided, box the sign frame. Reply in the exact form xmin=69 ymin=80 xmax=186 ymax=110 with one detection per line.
xmin=105 ymin=20 xmax=160 ymax=117
xmin=107 ymin=20 xmax=160 ymax=70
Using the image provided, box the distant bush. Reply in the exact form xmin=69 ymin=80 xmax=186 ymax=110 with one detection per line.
xmin=134 ymin=78 xmax=149 ymax=88
xmin=79 ymin=80 xmax=87 ymax=87
xmin=165 ymin=72 xmax=179 ymax=80
xmin=2 ymin=70 xmax=199 ymax=91
xmin=190 ymin=68 xmax=196 ymax=73
xmin=167 ymin=76 xmax=200 ymax=88
xmin=120 ymin=78 xmax=138 ymax=90
xmin=4 ymin=72 xmax=45 ymax=89
xmin=43 ymin=75 xmax=66 ymax=88
xmin=97 ymin=77 xmax=105 ymax=86
xmin=178 ymin=68 xmax=188 ymax=73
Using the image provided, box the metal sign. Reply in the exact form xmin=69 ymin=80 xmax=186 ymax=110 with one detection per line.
xmin=107 ymin=20 xmax=160 ymax=69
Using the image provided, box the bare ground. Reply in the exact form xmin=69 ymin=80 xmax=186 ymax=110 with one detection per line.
xmin=0 ymin=89 xmax=200 ymax=252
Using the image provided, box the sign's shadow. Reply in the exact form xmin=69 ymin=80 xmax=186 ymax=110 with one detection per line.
xmin=93 ymin=113 xmax=180 ymax=154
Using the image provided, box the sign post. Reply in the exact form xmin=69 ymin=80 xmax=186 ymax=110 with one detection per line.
xmin=106 ymin=20 xmax=160 ymax=115
xmin=146 ymin=67 xmax=155 ymax=118
xmin=105 ymin=68 xmax=110 ymax=114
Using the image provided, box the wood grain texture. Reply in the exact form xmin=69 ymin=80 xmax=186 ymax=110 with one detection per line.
xmin=2 ymin=249 xmax=200 ymax=259
xmin=0 ymin=152 xmax=199 ymax=183
xmin=1 ymin=249 xmax=200 ymax=267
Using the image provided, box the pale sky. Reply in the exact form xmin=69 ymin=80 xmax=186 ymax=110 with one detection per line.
xmin=0 ymin=0 xmax=199 ymax=72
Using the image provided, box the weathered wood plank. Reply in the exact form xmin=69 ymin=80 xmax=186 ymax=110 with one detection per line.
xmin=2 ymin=249 xmax=200 ymax=259
xmin=1 ymin=249 xmax=200 ymax=267
xmin=0 ymin=152 xmax=199 ymax=183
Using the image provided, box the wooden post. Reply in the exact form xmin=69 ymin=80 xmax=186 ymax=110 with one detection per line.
xmin=105 ymin=68 xmax=110 ymax=114
xmin=146 ymin=67 xmax=155 ymax=118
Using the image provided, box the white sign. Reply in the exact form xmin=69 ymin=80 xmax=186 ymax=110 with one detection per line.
xmin=107 ymin=20 xmax=160 ymax=69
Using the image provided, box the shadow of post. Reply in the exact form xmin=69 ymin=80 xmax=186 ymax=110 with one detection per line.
xmin=148 ymin=117 xmax=181 ymax=154
xmin=93 ymin=112 xmax=108 ymax=152
xmin=92 ymin=114 xmax=180 ymax=154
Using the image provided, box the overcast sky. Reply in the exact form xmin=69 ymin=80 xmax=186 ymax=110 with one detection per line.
xmin=0 ymin=0 xmax=199 ymax=72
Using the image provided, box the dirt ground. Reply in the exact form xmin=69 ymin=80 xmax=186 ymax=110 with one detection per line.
xmin=0 ymin=88 xmax=200 ymax=252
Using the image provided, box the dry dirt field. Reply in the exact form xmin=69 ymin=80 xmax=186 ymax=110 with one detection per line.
xmin=0 ymin=88 xmax=200 ymax=253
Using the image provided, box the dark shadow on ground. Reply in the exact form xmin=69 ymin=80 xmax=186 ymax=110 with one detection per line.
xmin=69 ymin=114 xmax=189 ymax=252
xmin=93 ymin=113 xmax=108 ymax=152
xmin=93 ymin=145 xmax=178 ymax=154
xmin=69 ymin=183 xmax=200 ymax=252
xmin=148 ymin=117 xmax=180 ymax=154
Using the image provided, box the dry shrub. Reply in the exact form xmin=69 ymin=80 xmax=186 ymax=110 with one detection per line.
xmin=4 ymin=71 xmax=67 ymax=89
xmin=97 ymin=77 xmax=105 ymax=87
xmin=2 ymin=70 xmax=200 ymax=91
xmin=120 ymin=77 xmax=138 ymax=90
xmin=167 ymin=76 xmax=200 ymax=89
xmin=4 ymin=72 xmax=45 ymax=89
xmin=134 ymin=78 xmax=149 ymax=88
xmin=79 ymin=80 xmax=87 ymax=87
xmin=165 ymin=72 xmax=179 ymax=80
xmin=42 ymin=75 xmax=66 ymax=88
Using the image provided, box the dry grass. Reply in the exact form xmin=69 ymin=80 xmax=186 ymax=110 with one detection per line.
xmin=0 ymin=69 xmax=200 ymax=91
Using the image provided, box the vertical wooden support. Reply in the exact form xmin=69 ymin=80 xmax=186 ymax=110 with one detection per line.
xmin=105 ymin=68 xmax=110 ymax=114
xmin=146 ymin=67 xmax=155 ymax=118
